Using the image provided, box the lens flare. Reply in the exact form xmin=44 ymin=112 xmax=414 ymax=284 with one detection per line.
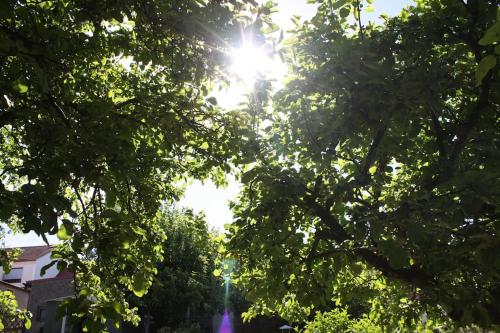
xmin=217 ymin=259 xmax=236 ymax=333
xmin=218 ymin=309 xmax=233 ymax=333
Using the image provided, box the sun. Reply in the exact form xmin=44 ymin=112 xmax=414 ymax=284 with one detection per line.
xmin=211 ymin=42 xmax=287 ymax=109
xmin=230 ymin=42 xmax=274 ymax=86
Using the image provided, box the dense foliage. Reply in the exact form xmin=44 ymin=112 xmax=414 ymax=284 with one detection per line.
xmin=130 ymin=209 xmax=276 ymax=333
xmin=304 ymin=308 xmax=382 ymax=333
xmin=228 ymin=0 xmax=500 ymax=330
xmin=0 ymin=229 xmax=30 ymax=330
xmin=2 ymin=0 xmax=499 ymax=331
xmin=0 ymin=0 xmax=259 ymax=330
xmin=134 ymin=209 xmax=223 ymax=332
xmin=0 ymin=226 xmax=20 ymax=273
xmin=0 ymin=290 xmax=31 ymax=331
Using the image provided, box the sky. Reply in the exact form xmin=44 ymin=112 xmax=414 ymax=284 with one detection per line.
xmin=4 ymin=0 xmax=414 ymax=248
xmin=183 ymin=0 xmax=415 ymax=228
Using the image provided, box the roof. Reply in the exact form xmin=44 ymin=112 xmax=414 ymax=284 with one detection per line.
xmin=26 ymin=269 xmax=74 ymax=285
xmin=7 ymin=245 xmax=53 ymax=262
xmin=0 ymin=280 xmax=29 ymax=293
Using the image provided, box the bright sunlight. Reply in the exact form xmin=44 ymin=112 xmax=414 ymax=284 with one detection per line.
xmin=212 ymin=42 xmax=287 ymax=109
xmin=230 ymin=42 xmax=274 ymax=85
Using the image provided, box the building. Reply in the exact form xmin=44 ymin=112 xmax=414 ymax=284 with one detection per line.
xmin=1 ymin=246 xmax=151 ymax=333
xmin=26 ymin=269 xmax=75 ymax=333
xmin=0 ymin=280 xmax=30 ymax=309
xmin=0 ymin=245 xmax=75 ymax=333
xmin=0 ymin=245 xmax=59 ymax=288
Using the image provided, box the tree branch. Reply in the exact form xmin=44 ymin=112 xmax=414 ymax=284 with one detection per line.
xmin=301 ymin=193 xmax=435 ymax=288
xmin=302 ymin=194 xmax=351 ymax=243
xmin=355 ymin=0 xmax=365 ymax=40
xmin=427 ymin=103 xmax=447 ymax=162
xmin=358 ymin=124 xmax=386 ymax=184
xmin=425 ymin=71 xmax=492 ymax=190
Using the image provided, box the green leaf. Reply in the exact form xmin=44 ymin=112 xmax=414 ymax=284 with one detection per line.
xmin=368 ymin=165 xmax=377 ymax=175
xmin=241 ymin=168 xmax=257 ymax=183
xmin=57 ymin=224 xmax=71 ymax=240
xmin=364 ymin=5 xmax=375 ymax=13
xmin=111 ymin=301 xmax=124 ymax=314
xmin=207 ymin=96 xmax=217 ymax=105
xmin=378 ymin=239 xmax=409 ymax=269
xmin=331 ymin=0 xmax=348 ymax=10
xmin=13 ymin=82 xmax=29 ymax=93
xmin=339 ymin=6 xmax=350 ymax=18
xmin=478 ymin=21 xmax=500 ymax=46
xmin=132 ymin=273 xmax=149 ymax=297
xmin=407 ymin=223 xmax=425 ymax=243
xmin=213 ymin=269 xmax=222 ymax=277
xmin=475 ymin=55 xmax=497 ymax=86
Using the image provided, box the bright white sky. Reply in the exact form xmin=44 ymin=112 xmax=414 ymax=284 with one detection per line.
xmin=5 ymin=0 xmax=414 ymax=248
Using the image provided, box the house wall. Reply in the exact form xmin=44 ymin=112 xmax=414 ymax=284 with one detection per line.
xmin=0 ymin=281 xmax=30 ymax=309
xmin=16 ymin=261 xmax=36 ymax=285
xmin=27 ymin=278 xmax=74 ymax=333
xmin=0 ymin=251 xmax=59 ymax=287
xmin=34 ymin=251 xmax=59 ymax=280
xmin=0 ymin=261 xmax=37 ymax=287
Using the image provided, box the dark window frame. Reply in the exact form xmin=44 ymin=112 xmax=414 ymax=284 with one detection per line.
xmin=2 ymin=267 xmax=23 ymax=283
xmin=36 ymin=306 xmax=47 ymax=321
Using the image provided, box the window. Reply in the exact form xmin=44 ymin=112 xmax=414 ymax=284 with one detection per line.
xmin=37 ymin=307 xmax=47 ymax=321
xmin=2 ymin=267 xmax=23 ymax=283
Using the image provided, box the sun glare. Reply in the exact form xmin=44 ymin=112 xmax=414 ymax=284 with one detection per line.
xmin=212 ymin=42 xmax=287 ymax=109
xmin=230 ymin=43 xmax=273 ymax=85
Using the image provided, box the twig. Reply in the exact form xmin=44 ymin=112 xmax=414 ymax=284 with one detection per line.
xmin=355 ymin=0 xmax=365 ymax=40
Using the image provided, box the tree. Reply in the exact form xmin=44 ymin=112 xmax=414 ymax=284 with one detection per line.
xmin=0 ymin=0 xmax=257 ymax=330
xmin=134 ymin=208 xmax=223 ymax=332
xmin=228 ymin=0 xmax=500 ymax=330
xmin=0 ymin=227 xmax=31 ymax=331
xmin=0 ymin=290 xmax=31 ymax=331
xmin=304 ymin=308 xmax=381 ymax=333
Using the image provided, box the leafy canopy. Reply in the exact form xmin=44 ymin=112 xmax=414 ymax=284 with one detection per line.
xmin=228 ymin=0 xmax=500 ymax=330
xmin=0 ymin=229 xmax=30 ymax=331
xmin=132 ymin=208 xmax=224 ymax=331
xmin=0 ymin=0 xmax=258 ymax=330
xmin=0 ymin=290 xmax=31 ymax=331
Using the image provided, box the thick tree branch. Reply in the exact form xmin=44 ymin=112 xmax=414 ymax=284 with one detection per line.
xmin=425 ymin=71 xmax=492 ymax=190
xmin=0 ymin=25 xmax=63 ymax=66
xmin=357 ymin=125 xmax=387 ymax=184
xmin=305 ymin=232 xmax=321 ymax=269
xmin=302 ymin=193 xmax=435 ymax=288
xmin=302 ymin=194 xmax=351 ymax=243
xmin=72 ymin=180 xmax=89 ymax=225
xmin=353 ymin=248 xmax=434 ymax=287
